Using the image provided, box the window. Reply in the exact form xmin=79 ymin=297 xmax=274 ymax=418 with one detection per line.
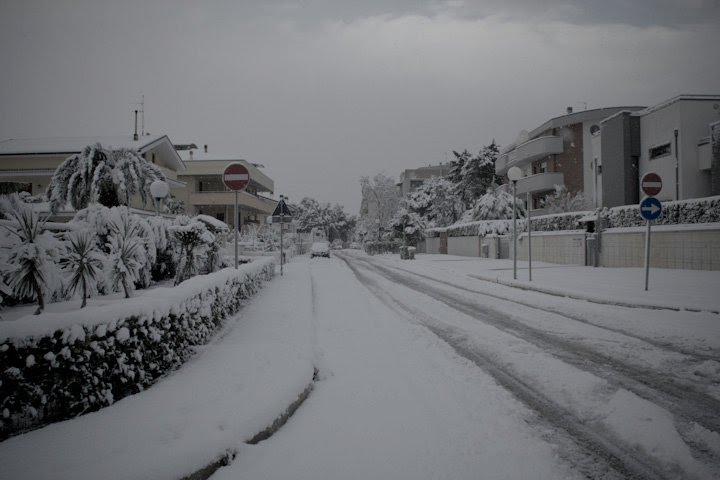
xmin=0 ymin=182 xmax=32 ymax=195
xmin=649 ymin=143 xmax=671 ymax=160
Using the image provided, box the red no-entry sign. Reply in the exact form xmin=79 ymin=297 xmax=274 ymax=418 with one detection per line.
xmin=223 ymin=163 xmax=250 ymax=191
xmin=641 ymin=172 xmax=662 ymax=196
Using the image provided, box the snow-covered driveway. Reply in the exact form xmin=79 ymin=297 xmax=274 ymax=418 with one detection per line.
xmin=219 ymin=252 xmax=720 ymax=480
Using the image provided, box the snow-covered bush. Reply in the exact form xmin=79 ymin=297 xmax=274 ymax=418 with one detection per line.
xmin=540 ymin=185 xmax=590 ymax=213
xmin=602 ymin=196 xmax=720 ymax=228
xmin=0 ymin=258 xmax=275 ymax=440
xmin=459 ymin=186 xmax=523 ymax=223
xmin=389 ymin=208 xmax=425 ymax=246
xmin=0 ymin=194 xmax=63 ymax=314
xmin=59 ymin=230 xmax=103 ymax=308
xmin=169 ymin=216 xmax=216 ymax=285
xmin=104 ymin=208 xmax=147 ymax=298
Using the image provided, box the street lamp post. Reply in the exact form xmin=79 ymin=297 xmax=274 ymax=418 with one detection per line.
xmin=507 ymin=167 xmax=523 ymax=280
xmin=149 ymin=179 xmax=169 ymax=216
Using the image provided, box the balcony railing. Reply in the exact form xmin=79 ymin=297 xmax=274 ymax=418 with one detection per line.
xmin=496 ymin=136 xmax=564 ymax=175
xmin=515 ymin=172 xmax=564 ymax=195
xmin=189 ymin=190 xmax=276 ymax=214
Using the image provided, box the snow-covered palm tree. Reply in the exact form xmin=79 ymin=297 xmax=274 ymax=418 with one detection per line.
xmin=0 ymin=194 xmax=61 ymax=314
xmin=59 ymin=230 xmax=103 ymax=308
xmin=105 ymin=208 xmax=146 ymax=298
xmin=48 ymin=143 xmax=166 ymax=213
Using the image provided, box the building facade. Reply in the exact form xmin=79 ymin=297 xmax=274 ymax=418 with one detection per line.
xmin=0 ymin=135 xmax=186 ymax=217
xmin=496 ymin=106 xmax=645 ymax=211
xmin=396 ymin=164 xmax=451 ymax=197
xmin=174 ymin=144 xmax=276 ymax=229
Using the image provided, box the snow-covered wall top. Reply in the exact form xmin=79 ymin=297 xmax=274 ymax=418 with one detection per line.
xmin=426 ymin=196 xmax=720 ymax=237
xmin=0 ymin=257 xmax=274 ymax=342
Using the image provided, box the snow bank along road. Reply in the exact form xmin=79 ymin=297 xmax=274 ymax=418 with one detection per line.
xmin=326 ymin=251 xmax=720 ymax=480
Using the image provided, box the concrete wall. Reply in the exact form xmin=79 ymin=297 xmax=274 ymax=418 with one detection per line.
xmin=448 ymin=236 xmax=481 ymax=257
xmin=425 ymin=237 xmax=441 ymax=254
xmin=514 ymin=231 xmax=586 ymax=265
xmin=423 ymin=224 xmax=719 ymax=270
xmin=600 ymin=226 xmax=720 ymax=270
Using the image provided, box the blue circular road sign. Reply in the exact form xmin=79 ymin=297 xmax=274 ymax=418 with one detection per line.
xmin=639 ymin=196 xmax=662 ymax=221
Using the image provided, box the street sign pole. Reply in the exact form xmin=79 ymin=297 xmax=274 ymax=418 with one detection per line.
xmin=222 ymin=162 xmax=251 ymax=270
xmin=644 ymin=219 xmax=651 ymax=291
xmin=527 ymin=192 xmax=532 ymax=282
xmin=234 ymin=190 xmax=238 ymax=269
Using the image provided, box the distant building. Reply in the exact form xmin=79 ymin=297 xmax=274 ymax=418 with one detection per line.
xmin=174 ymin=144 xmax=276 ymax=229
xmin=0 ymin=134 xmax=186 ymax=217
xmin=396 ymin=164 xmax=451 ymax=197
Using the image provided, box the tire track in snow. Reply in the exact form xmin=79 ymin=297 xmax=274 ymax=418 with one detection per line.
xmin=342 ymin=253 xmax=720 ymax=435
xmin=365 ymin=255 xmax=719 ymax=362
xmin=336 ymin=254 xmax=665 ymax=480
xmin=337 ymin=253 xmax=720 ymax=478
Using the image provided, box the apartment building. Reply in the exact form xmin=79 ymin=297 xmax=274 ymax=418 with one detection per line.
xmin=0 ymin=134 xmax=186 ymax=217
xmin=396 ymin=164 xmax=451 ymax=197
xmin=174 ymin=144 xmax=276 ymax=229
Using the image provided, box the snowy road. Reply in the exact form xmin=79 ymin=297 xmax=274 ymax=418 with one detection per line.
xmin=215 ymin=253 xmax=720 ymax=480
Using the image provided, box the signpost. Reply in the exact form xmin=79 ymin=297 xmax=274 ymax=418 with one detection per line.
xmin=639 ymin=173 xmax=663 ymax=291
xmin=271 ymin=196 xmax=293 ymax=276
xmin=223 ymin=163 xmax=250 ymax=269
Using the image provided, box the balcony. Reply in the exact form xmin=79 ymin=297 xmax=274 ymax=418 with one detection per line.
xmin=515 ymin=172 xmax=564 ymax=195
xmin=496 ymin=136 xmax=564 ymax=175
xmin=189 ymin=190 xmax=276 ymax=215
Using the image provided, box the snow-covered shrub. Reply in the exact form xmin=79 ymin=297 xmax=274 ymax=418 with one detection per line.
xmin=145 ymin=215 xmax=176 ymax=282
xmin=602 ymin=196 xmax=720 ymax=228
xmin=0 ymin=194 xmax=63 ymax=314
xmin=363 ymin=241 xmax=399 ymax=255
xmin=389 ymin=208 xmax=425 ymax=246
xmin=459 ymin=186 xmax=523 ymax=223
xmin=105 ymin=208 xmax=147 ymax=298
xmin=539 ymin=185 xmax=590 ymax=213
xmin=59 ymin=230 xmax=104 ymax=308
xmin=0 ymin=258 xmax=275 ymax=440
xmin=169 ymin=216 xmax=216 ymax=285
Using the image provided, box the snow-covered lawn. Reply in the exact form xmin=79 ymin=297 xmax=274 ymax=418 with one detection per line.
xmin=1 ymin=252 xmax=719 ymax=479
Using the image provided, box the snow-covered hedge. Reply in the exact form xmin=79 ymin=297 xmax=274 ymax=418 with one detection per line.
xmin=425 ymin=196 xmax=720 ymax=237
xmin=602 ymin=196 xmax=720 ymax=228
xmin=0 ymin=258 xmax=274 ymax=440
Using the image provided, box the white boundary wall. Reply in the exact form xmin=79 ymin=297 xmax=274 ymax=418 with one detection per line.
xmin=424 ymin=223 xmax=720 ymax=270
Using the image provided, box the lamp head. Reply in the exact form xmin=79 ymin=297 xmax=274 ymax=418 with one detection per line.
xmin=507 ymin=166 xmax=523 ymax=182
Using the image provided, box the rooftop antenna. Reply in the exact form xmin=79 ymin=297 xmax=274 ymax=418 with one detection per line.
xmin=131 ymin=94 xmax=145 ymax=136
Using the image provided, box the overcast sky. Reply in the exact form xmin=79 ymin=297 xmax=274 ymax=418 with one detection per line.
xmin=1 ymin=0 xmax=719 ymax=214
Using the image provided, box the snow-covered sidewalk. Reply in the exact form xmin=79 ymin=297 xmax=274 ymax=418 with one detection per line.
xmin=0 ymin=262 xmax=317 ymax=480
xmin=386 ymin=254 xmax=720 ymax=313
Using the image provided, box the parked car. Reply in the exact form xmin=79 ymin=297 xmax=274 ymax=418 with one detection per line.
xmin=310 ymin=241 xmax=330 ymax=258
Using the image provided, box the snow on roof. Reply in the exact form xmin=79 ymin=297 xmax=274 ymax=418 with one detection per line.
xmin=0 ymin=135 xmax=166 ymax=155
xmin=178 ymin=149 xmax=247 ymax=162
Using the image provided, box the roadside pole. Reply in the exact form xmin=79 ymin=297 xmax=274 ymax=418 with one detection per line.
xmin=234 ymin=191 xmax=238 ymax=269
xmin=222 ymin=162 xmax=250 ymax=270
xmin=280 ymin=197 xmax=284 ymax=277
xmin=527 ymin=192 xmax=532 ymax=282
xmin=639 ymin=172 xmax=663 ymax=291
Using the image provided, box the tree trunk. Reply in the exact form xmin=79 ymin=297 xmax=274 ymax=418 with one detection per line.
xmin=33 ymin=278 xmax=44 ymax=315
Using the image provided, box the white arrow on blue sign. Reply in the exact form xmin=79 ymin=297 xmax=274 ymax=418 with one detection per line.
xmin=639 ymin=196 xmax=662 ymax=221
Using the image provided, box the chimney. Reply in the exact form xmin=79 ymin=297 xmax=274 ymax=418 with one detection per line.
xmin=566 ymin=106 xmax=573 ymax=114
xmin=133 ymin=110 xmax=139 ymax=141
xmin=189 ymin=150 xmax=193 ymax=160
xmin=204 ymin=144 xmax=208 ymax=153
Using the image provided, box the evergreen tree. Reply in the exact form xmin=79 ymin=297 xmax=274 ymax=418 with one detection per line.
xmin=405 ymin=177 xmax=462 ymax=228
